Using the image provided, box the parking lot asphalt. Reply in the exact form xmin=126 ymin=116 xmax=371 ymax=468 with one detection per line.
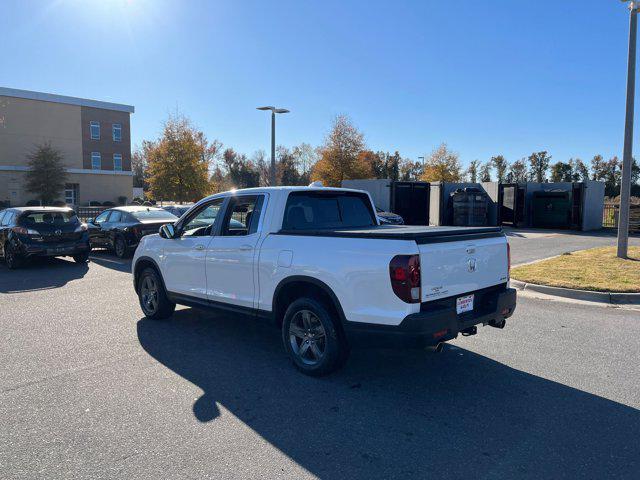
xmin=505 ymin=228 xmax=640 ymax=265
xmin=1 ymin=244 xmax=639 ymax=480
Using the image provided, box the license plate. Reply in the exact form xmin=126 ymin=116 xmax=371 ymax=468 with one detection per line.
xmin=48 ymin=247 xmax=71 ymax=254
xmin=456 ymin=294 xmax=474 ymax=314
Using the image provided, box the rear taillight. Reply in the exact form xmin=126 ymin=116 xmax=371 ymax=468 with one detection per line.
xmin=507 ymin=242 xmax=511 ymax=277
xmin=389 ymin=254 xmax=421 ymax=303
xmin=12 ymin=226 xmax=39 ymax=236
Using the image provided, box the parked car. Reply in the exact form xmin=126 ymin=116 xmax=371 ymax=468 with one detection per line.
xmin=161 ymin=204 xmax=193 ymax=218
xmin=375 ymin=206 xmax=404 ymax=225
xmin=132 ymin=186 xmax=516 ymax=376
xmin=0 ymin=207 xmax=91 ymax=269
xmin=87 ymin=206 xmax=178 ymax=258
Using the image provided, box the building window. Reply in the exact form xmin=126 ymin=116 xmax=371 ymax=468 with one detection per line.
xmin=90 ymin=121 xmax=100 ymax=140
xmin=113 ymin=154 xmax=122 ymax=171
xmin=91 ymin=152 xmax=101 ymax=170
xmin=112 ymin=123 xmax=122 ymax=142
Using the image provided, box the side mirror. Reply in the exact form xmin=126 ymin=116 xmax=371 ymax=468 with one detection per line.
xmin=160 ymin=223 xmax=176 ymax=239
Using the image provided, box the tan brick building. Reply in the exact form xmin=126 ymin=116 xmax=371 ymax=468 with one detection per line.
xmin=0 ymin=87 xmax=134 ymax=207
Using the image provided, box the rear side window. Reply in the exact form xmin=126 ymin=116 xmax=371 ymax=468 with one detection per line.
xmin=109 ymin=211 xmax=122 ymax=222
xmin=20 ymin=211 xmax=78 ymax=226
xmin=282 ymin=192 xmax=376 ymax=230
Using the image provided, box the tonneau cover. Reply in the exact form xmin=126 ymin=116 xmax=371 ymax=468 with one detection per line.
xmin=276 ymin=225 xmax=503 ymax=244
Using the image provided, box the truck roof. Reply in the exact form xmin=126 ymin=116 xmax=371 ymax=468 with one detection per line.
xmin=198 ymin=185 xmax=368 ymax=203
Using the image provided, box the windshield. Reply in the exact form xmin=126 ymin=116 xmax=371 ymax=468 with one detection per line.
xmin=283 ymin=192 xmax=376 ymax=230
xmin=130 ymin=209 xmax=178 ymax=221
xmin=21 ymin=211 xmax=78 ymax=226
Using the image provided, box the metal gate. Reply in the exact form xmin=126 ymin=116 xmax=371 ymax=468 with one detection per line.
xmin=499 ymin=183 xmax=526 ymax=227
xmin=391 ymin=182 xmax=429 ymax=225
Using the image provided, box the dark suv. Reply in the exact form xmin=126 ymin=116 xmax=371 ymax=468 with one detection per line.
xmin=0 ymin=207 xmax=91 ymax=269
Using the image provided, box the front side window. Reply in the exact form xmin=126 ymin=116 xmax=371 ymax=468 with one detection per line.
xmin=221 ymin=195 xmax=264 ymax=236
xmin=113 ymin=154 xmax=122 ymax=171
xmin=112 ymin=123 xmax=122 ymax=142
xmin=282 ymin=192 xmax=376 ymax=230
xmin=90 ymin=121 xmax=100 ymax=140
xmin=91 ymin=152 xmax=101 ymax=170
xmin=181 ymin=199 xmax=224 ymax=237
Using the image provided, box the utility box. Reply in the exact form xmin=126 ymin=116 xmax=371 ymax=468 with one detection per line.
xmin=524 ymin=181 xmax=604 ymax=231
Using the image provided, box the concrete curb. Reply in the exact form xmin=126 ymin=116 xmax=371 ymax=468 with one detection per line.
xmin=511 ymin=279 xmax=640 ymax=305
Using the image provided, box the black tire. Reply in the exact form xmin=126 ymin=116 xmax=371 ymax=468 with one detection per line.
xmin=73 ymin=252 xmax=90 ymax=263
xmin=4 ymin=243 xmax=23 ymax=270
xmin=114 ymin=235 xmax=130 ymax=259
xmin=137 ymin=267 xmax=175 ymax=320
xmin=282 ymin=297 xmax=350 ymax=376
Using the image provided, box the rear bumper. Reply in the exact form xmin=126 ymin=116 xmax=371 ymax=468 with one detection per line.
xmin=17 ymin=239 xmax=91 ymax=258
xmin=344 ymin=287 xmax=517 ymax=349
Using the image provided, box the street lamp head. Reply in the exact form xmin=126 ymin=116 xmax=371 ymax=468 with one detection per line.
xmin=622 ymin=0 xmax=640 ymax=11
xmin=274 ymin=108 xmax=290 ymax=114
xmin=257 ymin=106 xmax=275 ymax=111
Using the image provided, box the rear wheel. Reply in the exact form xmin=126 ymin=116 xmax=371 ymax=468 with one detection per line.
xmin=73 ymin=252 xmax=90 ymax=263
xmin=282 ymin=297 xmax=349 ymax=376
xmin=4 ymin=243 xmax=23 ymax=270
xmin=137 ymin=267 xmax=175 ymax=319
xmin=114 ymin=235 xmax=129 ymax=259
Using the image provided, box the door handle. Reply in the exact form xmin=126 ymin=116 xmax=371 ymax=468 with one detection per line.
xmin=194 ymin=244 xmax=205 ymax=250
xmin=239 ymin=244 xmax=253 ymax=251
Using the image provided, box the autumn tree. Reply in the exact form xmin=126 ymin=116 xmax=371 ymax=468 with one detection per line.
xmin=419 ymin=143 xmax=462 ymax=182
xmin=528 ymin=151 xmax=551 ymax=182
xmin=478 ymin=162 xmax=491 ymax=182
xmin=399 ymin=160 xmax=424 ymax=181
xmin=506 ymin=158 xmax=528 ymax=183
xmin=570 ymin=158 xmax=590 ymax=182
xmin=146 ymin=114 xmax=217 ymax=202
xmin=221 ymin=148 xmax=260 ymax=188
xmin=131 ymin=143 xmax=150 ymax=190
xmin=24 ymin=142 xmax=68 ymax=205
xmin=311 ymin=115 xmax=371 ymax=186
xmin=466 ymin=160 xmax=480 ymax=182
xmin=550 ymin=161 xmax=573 ymax=182
xmin=490 ymin=155 xmax=508 ymax=183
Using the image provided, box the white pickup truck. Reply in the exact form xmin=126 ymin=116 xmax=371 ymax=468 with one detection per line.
xmin=132 ymin=186 xmax=516 ymax=376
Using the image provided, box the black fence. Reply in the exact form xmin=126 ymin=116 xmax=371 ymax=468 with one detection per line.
xmin=603 ymin=203 xmax=640 ymax=232
xmin=75 ymin=206 xmax=108 ymax=222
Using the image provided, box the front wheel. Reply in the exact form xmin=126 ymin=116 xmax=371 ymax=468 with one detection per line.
xmin=73 ymin=252 xmax=90 ymax=263
xmin=137 ymin=267 xmax=175 ymax=320
xmin=282 ymin=297 xmax=349 ymax=376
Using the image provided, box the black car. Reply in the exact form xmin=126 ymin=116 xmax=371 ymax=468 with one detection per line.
xmin=375 ymin=207 xmax=404 ymax=225
xmin=87 ymin=206 xmax=178 ymax=258
xmin=161 ymin=204 xmax=193 ymax=218
xmin=0 ymin=207 xmax=91 ymax=269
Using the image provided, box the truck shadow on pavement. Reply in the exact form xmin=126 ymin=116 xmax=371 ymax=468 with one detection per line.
xmin=137 ymin=309 xmax=639 ymax=479
xmin=0 ymin=257 xmax=88 ymax=293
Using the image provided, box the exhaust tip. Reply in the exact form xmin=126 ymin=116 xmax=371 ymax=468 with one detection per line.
xmin=426 ymin=342 xmax=444 ymax=353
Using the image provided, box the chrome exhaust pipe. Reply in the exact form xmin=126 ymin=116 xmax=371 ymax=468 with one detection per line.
xmin=426 ymin=342 xmax=444 ymax=353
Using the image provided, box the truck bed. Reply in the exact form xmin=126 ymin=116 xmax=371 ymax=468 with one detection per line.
xmin=276 ymin=225 xmax=504 ymax=244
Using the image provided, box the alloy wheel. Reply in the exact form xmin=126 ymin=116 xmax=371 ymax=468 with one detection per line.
xmin=288 ymin=309 xmax=327 ymax=366
xmin=140 ymin=275 xmax=159 ymax=315
xmin=115 ymin=238 xmax=125 ymax=257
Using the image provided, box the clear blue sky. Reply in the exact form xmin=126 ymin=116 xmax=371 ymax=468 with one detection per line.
xmin=1 ymin=0 xmax=636 ymax=167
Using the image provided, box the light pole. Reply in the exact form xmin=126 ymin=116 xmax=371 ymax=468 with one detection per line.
xmin=618 ymin=1 xmax=639 ymax=258
xmin=257 ymin=106 xmax=289 ymax=186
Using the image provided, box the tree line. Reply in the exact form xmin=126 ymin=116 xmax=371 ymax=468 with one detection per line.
xmin=13 ymin=113 xmax=637 ymax=207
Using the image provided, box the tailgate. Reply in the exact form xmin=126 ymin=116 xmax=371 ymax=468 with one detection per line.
xmin=419 ymin=235 xmax=509 ymax=302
